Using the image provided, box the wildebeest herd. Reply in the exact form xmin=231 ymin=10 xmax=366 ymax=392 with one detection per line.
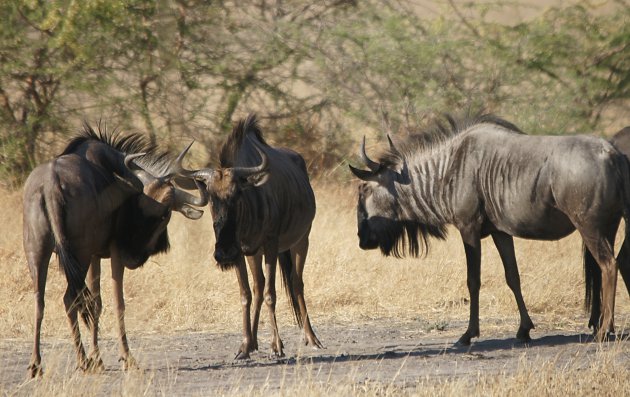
xmin=22 ymin=113 xmax=630 ymax=377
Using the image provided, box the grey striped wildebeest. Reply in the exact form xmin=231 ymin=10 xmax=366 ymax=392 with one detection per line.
xmin=22 ymin=124 xmax=207 ymax=377
xmin=188 ymin=114 xmax=322 ymax=359
xmin=349 ymin=114 xmax=630 ymax=345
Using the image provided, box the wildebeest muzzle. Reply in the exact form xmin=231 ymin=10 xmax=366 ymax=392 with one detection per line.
xmin=358 ymin=220 xmax=379 ymax=250
xmin=214 ymin=244 xmax=241 ymax=265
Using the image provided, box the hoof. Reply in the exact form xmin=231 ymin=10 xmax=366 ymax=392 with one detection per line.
xmin=27 ymin=363 xmax=42 ymax=378
xmin=86 ymin=357 xmax=105 ymax=373
xmin=516 ymin=327 xmax=533 ymax=343
xmin=456 ymin=332 xmax=475 ymax=347
xmin=270 ymin=340 xmax=284 ymax=358
xmin=595 ymin=329 xmax=613 ymax=343
xmin=454 ymin=339 xmax=471 ymax=347
xmin=119 ymin=355 xmax=139 ymax=371
xmin=269 ymin=349 xmax=285 ymax=359
xmin=235 ymin=341 xmax=254 ymax=360
xmin=305 ymin=335 xmax=324 ymax=349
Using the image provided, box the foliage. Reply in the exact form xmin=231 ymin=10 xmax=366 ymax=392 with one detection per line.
xmin=0 ymin=0 xmax=628 ymax=185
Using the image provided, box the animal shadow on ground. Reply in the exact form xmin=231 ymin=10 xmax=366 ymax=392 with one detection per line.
xmin=178 ymin=332 xmax=628 ymax=372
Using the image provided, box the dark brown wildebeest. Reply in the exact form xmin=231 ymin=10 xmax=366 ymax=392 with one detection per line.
xmin=188 ymin=114 xmax=322 ymax=359
xmin=349 ymin=114 xmax=630 ymax=345
xmin=23 ymin=124 xmax=207 ymax=377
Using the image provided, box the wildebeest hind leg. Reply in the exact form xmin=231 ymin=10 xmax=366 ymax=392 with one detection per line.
xmin=84 ymin=257 xmax=104 ymax=372
xmin=580 ymin=231 xmax=617 ymax=342
xmin=491 ymin=232 xmax=534 ymax=342
xmin=24 ymin=227 xmax=53 ymax=378
xmin=62 ymin=260 xmax=91 ymax=372
xmin=291 ymin=236 xmax=323 ymax=349
xmin=616 ymin=236 xmax=630 ymax=299
xmin=586 ymin=224 xmax=619 ymax=335
xmin=457 ymin=229 xmax=482 ymax=346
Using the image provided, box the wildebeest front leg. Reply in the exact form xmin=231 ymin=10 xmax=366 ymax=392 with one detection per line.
xmin=246 ymin=253 xmax=265 ymax=352
xmin=85 ymin=257 xmax=104 ymax=371
xmin=291 ymin=235 xmax=323 ymax=349
xmin=235 ymin=257 xmax=254 ymax=359
xmin=263 ymin=249 xmax=284 ymax=357
xmin=111 ymin=253 xmax=138 ymax=370
xmin=491 ymin=232 xmax=534 ymax=342
xmin=457 ymin=230 xmax=481 ymax=346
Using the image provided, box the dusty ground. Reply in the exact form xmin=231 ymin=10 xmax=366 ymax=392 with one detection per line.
xmin=3 ymin=317 xmax=628 ymax=395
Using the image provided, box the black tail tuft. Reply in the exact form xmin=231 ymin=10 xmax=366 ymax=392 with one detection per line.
xmin=57 ymin=249 xmax=95 ymax=327
xmin=278 ymin=251 xmax=302 ymax=327
xmin=583 ymin=243 xmax=600 ymax=313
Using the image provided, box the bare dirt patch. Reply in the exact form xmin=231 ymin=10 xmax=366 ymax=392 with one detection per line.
xmin=3 ymin=318 xmax=628 ymax=395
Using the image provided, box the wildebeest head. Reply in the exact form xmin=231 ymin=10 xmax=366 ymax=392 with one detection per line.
xmin=187 ymin=145 xmax=269 ymax=266
xmin=118 ymin=142 xmax=209 ymax=267
xmin=349 ymin=136 xmax=444 ymax=258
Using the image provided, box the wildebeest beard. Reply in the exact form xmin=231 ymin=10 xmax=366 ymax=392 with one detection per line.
xmin=115 ymin=199 xmax=171 ymax=269
xmin=372 ymin=216 xmax=448 ymax=258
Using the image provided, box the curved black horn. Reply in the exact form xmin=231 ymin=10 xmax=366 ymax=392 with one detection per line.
xmin=349 ymin=164 xmax=380 ymax=182
xmin=189 ymin=169 xmax=214 ymax=182
xmin=124 ymin=152 xmax=147 ymax=170
xmin=174 ymin=179 xmax=208 ymax=207
xmin=166 ymin=141 xmax=209 ymax=207
xmin=124 ymin=152 xmax=158 ymax=185
xmin=164 ymin=140 xmax=195 ymax=178
xmin=360 ymin=136 xmax=380 ymax=172
xmin=387 ymin=134 xmax=401 ymax=156
xmin=232 ymin=145 xmax=268 ymax=178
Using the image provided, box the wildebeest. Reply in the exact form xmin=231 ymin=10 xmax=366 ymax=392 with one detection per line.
xmin=349 ymin=114 xmax=630 ymax=345
xmin=584 ymin=125 xmax=630 ymax=327
xmin=23 ymin=124 xmax=207 ymax=377
xmin=188 ymin=114 xmax=322 ymax=359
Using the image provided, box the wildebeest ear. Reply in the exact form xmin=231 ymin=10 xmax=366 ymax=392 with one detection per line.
xmin=175 ymin=203 xmax=204 ymax=220
xmin=240 ymin=170 xmax=269 ymax=188
xmin=113 ymin=172 xmax=143 ymax=193
xmin=349 ymin=164 xmax=380 ymax=182
xmin=172 ymin=176 xmax=198 ymax=190
xmin=393 ymin=161 xmax=411 ymax=185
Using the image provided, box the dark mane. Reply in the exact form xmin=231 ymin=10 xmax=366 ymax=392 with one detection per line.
xmin=379 ymin=112 xmax=523 ymax=168
xmin=61 ymin=122 xmax=175 ymax=177
xmin=376 ymin=219 xmax=448 ymax=258
xmin=219 ymin=114 xmax=268 ymax=168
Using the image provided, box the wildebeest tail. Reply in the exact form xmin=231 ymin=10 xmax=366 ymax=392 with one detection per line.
xmin=583 ymin=245 xmax=600 ymax=324
xmin=278 ymin=250 xmax=302 ymax=327
xmin=44 ymin=161 xmax=94 ymax=325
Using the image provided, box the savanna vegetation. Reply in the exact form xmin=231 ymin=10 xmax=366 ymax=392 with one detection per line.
xmin=2 ymin=0 xmax=630 ymax=395
xmin=0 ymin=0 xmax=628 ymax=185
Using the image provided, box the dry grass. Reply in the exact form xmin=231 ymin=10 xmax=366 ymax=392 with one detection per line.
xmin=3 ymin=182 xmax=630 ymax=395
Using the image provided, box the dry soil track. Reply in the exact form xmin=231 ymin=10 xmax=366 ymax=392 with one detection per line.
xmin=2 ymin=319 xmax=629 ymax=395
